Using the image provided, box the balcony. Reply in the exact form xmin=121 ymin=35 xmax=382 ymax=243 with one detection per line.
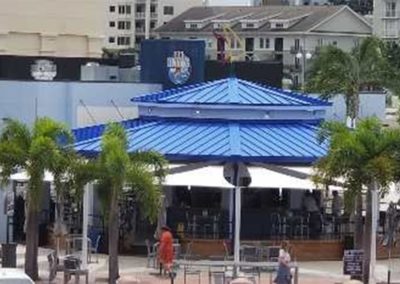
xmin=290 ymin=46 xmax=303 ymax=54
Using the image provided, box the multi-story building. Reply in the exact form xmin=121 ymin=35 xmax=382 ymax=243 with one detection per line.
xmin=0 ymin=0 xmax=105 ymax=58
xmin=373 ymin=0 xmax=400 ymax=40
xmin=155 ymin=5 xmax=372 ymax=87
xmin=106 ymin=0 xmax=203 ymax=49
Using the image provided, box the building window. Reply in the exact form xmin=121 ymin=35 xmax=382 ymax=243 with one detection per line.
xmin=246 ymin=23 xmax=255 ymax=28
xmin=385 ymin=2 xmax=396 ymax=17
xmin=150 ymin=21 xmax=156 ymax=29
xmin=151 ymin=5 xmax=156 ymax=13
xmin=164 ymin=6 xmax=174 ymax=15
xmin=275 ymin=23 xmax=284 ymax=28
xmin=109 ymin=21 xmax=115 ymax=28
xmin=117 ymin=36 xmax=131 ymax=46
xmin=332 ymin=41 xmax=337 ymax=46
xmin=109 ymin=37 xmax=115 ymax=43
xmin=118 ymin=21 xmax=131 ymax=30
xmin=109 ymin=6 xmax=115 ymax=12
xmin=384 ymin=21 xmax=397 ymax=37
xmin=259 ymin=38 xmax=269 ymax=49
xmin=118 ymin=5 xmax=131 ymax=14
xmin=294 ymin=38 xmax=300 ymax=49
xmin=259 ymin=38 xmax=264 ymax=49
xmin=190 ymin=23 xmax=198 ymax=29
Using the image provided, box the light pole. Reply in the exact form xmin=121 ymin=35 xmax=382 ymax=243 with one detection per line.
xmin=295 ymin=51 xmax=312 ymax=89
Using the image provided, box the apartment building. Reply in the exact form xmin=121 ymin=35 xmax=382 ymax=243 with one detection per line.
xmin=106 ymin=0 xmax=203 ymax=49
xmin=373 ymin=0 xmax=400 ymax=40
xmin=155 ymin=5 xmax=372 ymax=87
xmin=0 ymin=0 xmax=105 ymax=58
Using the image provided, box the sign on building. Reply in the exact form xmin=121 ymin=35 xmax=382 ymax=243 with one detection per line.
xmin=343 ymin=249 xmax=363 ymax=276
xmin=140 ymin=40 xmax=205 ymax=89
xmin=31 ymin=59 xmax=57 ymax=80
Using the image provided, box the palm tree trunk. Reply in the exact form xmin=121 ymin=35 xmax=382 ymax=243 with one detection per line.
xmin=363 ymin=185 xmax=373 ymax=283
xmin=354 ymin=192 xmax=364 ymax=249
xmin=108 ymin=188 xmax=120 ymax=284
xmin=25 ymin=199 xmax=39 ymax=280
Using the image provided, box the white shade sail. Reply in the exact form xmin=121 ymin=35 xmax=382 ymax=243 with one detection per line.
xmin=164 ymin=165 xmax=233 ymax=188
xmin=10 ymin=171 xmax=54 ymax=182
xmin=165 ymin=164 xmax=319 ymax=190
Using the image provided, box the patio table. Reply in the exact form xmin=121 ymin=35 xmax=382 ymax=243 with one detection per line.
xmin=174 ymin=260 xmax=299 ymax=284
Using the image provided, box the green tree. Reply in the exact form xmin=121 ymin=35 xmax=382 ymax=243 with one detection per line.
xmin=0 ymin=118 xmax=73 ymax=280
xmin=306 ymin=36 xmax=393 ymax=249
xmin=90 ymin=123 xmax=166 ymax=284
xmin=315 ymin=118 xmax=400 ymax=283
xmin=306 ymin=37 xmax=390 ymax=126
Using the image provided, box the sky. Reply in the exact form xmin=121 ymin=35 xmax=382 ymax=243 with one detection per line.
xmin=207 ymin=0 xmax=254 ymax=5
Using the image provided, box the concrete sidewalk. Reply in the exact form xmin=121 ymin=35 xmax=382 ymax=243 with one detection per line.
xmin=13 ymin=245 xmax=400 ymax=283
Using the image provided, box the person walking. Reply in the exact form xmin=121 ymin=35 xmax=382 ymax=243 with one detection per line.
xmin=274 ymin=241 xmax=292 ymax=284
xmin=159 ymin=225 xmax=174 ymax=277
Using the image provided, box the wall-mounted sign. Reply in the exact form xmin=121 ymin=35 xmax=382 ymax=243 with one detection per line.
xmin=31 ymin=59 xmax=57 ymax=80
xmin=343 ymin=249 xmax=363 ymax=276
xmin=167 ymin=51 xmax=191 ymax=85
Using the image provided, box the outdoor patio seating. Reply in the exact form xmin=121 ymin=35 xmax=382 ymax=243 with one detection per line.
xmin=63 ymin=256 xmax=89 ymax=284
xmin=65 ymin=235 xmax=92 ymax=263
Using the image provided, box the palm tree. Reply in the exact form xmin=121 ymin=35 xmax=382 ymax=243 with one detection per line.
xmin=91 ymin=123 xmax=166 ymax=284
xmin=306 ymin=36 xmax=389 ymax=127
xmin=0 ymin=118 xmax=73 ymax=280
xmin=306 ymin=36 xmax=392 ymax=250
xmin=315 ymin=118 xmax=400 ymax=283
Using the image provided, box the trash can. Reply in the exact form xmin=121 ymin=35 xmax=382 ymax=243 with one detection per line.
xmin=2 ymin=242 xmax=17 ymax=267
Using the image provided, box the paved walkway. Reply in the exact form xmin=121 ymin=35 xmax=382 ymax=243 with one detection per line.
xmin=12 ymin=245 xmax=400 ymax=283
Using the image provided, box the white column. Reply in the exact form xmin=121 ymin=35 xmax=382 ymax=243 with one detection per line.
xmin=145 ymin=0 xmax=151 ymax=39
xmin=81 ymin=183 xmax=90 ymax=269
xmin=234 ymin=186 xmax=241 ymax=267
xmin=370 ymin=184 xmax=378 ymax=284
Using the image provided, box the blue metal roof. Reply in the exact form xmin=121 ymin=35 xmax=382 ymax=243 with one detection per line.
xmin=73 ymin=118 xmax=328 ymax=163
xmin=131 ymin=78 xmax=330 ymax=106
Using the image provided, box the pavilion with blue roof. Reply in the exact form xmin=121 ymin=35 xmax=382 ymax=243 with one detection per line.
xmin=73 ymin=77 xmax=333 ymax=258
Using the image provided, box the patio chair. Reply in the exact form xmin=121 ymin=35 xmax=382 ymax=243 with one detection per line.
xmin=145 ymin=239 xmax=157 ymax=268
xmin=47 ymin=251 xmax=63 ymax=283
xmin=63 ymin=256 xmax=89 ymax=284
xmin=88 ymin=230 xmax=101 ymax=263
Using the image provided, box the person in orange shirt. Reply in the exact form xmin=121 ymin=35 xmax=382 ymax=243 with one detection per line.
xmin=159 ymin=225 xmax=174 ymax=275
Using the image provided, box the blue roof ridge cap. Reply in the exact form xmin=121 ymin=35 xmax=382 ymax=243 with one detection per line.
xmin=228 ymin=77 xmax=240 ymax=103
xmin=238 ymin=79 xmax=331 ymax=106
